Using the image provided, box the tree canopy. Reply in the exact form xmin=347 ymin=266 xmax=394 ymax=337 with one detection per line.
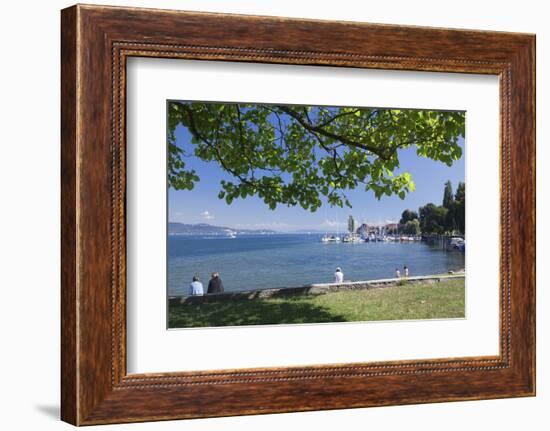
xmin=419 ymin=203 xmax=449 ymax=234
xmin=168 ymin=102 xmax=465 ymax=212
xmin=416 ymin=181 xmax=465 ymax=235
xmin=403 ymin=219 xmax=421 ymax=235
xmin=443 ymin=180 xmax=454 ymax=209
xmin=400 ymin=209 xmax=419 ymax=225
xmin=453 ymin=182 xmax=466 ymax=233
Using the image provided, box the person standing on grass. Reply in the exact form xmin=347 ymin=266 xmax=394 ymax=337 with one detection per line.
xmin=395 ymin=268 xmax=401 ymax=279
xmin=207 ymin=272 xmax=224 ymax=294
xmin=404 ymin=266 xmax=409 ymax=278
xmin=188 ymin=275 xmax=204 ymax=296
xmin=334 ymin=267 xmax=344 ymax=283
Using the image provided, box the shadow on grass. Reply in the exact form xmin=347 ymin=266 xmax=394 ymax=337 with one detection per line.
xmin=169 ymin=296 xmax=347 ymax=328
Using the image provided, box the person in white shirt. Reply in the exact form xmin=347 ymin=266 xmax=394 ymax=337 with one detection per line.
xmin=334 ymin=267 xmax=344 ymax=283
xmin=395 ymin=268 xmax=401 ymax=279
xmin=404 ymin=266 xmax=409 ymax=278
xmin=188 ymin=275 xmax=204 ymax=296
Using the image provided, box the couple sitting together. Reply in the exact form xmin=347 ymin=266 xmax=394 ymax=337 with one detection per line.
xmin=188 ymin=272 xmax=224 ymax=296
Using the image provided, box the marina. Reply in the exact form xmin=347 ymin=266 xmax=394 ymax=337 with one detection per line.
xmin=321 ymin=215 xmax=464 ymax=248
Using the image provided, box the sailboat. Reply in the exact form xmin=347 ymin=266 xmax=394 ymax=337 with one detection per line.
xmin=321 ymin=211 xmax=341 ymax=243
xmin=223 ymin=228 xmax=237 ymax=239
xmin=321 ymin=234 xmax=341 ymax=243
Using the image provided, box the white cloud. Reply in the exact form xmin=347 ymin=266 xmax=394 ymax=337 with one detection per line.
xmin=322 ymin=219 xmax=346 ymax=228
xmin=200 ymin=211 xmax=214 ymax=220
xmin=235 ymin=222 xmax=292 ymax=230
xmin=360 ymin=219 xmax=399 ymax=226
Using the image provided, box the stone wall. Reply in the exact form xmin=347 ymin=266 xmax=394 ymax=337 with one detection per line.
xmin=170 ymin=274 xmax=465 ymax=306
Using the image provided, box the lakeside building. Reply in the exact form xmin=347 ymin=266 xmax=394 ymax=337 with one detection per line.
xmin=356 ymin=222 xmax=399 ymax=236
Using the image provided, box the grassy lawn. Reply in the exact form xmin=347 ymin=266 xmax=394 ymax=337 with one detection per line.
xmin=168 ymin=278 xmax=465 ymax=328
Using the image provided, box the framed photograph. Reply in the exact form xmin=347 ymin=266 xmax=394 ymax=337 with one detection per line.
xmin=61 ymin=4 xmax=535 ymax=425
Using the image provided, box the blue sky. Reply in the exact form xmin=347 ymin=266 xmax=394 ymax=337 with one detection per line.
xmin=168 ymin=111 xmax=465 ymax=232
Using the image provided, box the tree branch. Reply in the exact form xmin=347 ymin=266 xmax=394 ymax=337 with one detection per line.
xmin=275 ymin=105 xmax=390 ymax=159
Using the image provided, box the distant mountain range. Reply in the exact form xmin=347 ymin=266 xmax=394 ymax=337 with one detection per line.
xmin=168 ymin=222 xmax=277 ymax=236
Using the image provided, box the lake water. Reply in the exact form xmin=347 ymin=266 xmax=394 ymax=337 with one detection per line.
xmin=168 ymin=234 xmax=465 ymax=296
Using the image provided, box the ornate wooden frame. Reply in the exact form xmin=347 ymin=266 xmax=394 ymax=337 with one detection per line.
xmin=61 ymin=4 xmax=535 ymax=425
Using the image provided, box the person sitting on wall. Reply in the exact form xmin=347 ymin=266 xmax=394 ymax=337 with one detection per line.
xmin=188 ymin=275 xmax=204 ymax=296
xmin=395 ymin=268 xmax=401 ymax=279
xmin=207 ymin=272 xmax=224 ymax=294
xmin=334 ymin=267 xmax=344 ymax=283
